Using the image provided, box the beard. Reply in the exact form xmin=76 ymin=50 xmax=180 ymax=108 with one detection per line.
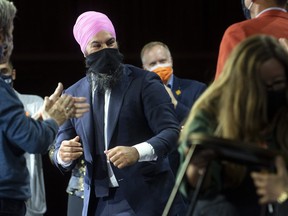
xmin=85 ymin=48 xmax=124 ymax=94
xmin=87 ymin=64 xmax=123 ymax=94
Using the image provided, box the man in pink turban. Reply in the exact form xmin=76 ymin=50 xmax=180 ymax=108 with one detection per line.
xmin=52 ymin=10 xmax=187 ymax=216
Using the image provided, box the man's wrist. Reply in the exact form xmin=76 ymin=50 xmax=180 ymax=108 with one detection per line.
xmin=57 ymin=150 xmax=72 ymax=167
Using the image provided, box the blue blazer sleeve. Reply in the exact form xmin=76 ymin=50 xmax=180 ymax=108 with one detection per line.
xmin=0 ymin=80 xmax=58 ymax=154
xmin=139 ymin=71 xmax=180 ymax=158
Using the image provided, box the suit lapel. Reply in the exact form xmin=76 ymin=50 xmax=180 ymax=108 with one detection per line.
xmin=172 ymin=76 xmax=182 ymax=100
xmin=77 ymin=80 xmax=96 ymax=156
xmin=107 ymin=68 xmax=132 ymax=146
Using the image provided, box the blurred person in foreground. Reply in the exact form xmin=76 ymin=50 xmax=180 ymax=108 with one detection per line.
xmin=215 ymin=0 xmax=288 ymax=79
xmin=248 ymin=36 xmax=288 ymax=215
xmin=0 ymin=0 xmax=89 ymax=215
xmin=179 ymin=34 xmax=288 ymax=216
xmin=0 ymin=61 xmax=48 ymax=216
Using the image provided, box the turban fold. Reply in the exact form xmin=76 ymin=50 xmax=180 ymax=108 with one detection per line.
xmin=73 ymin=11 xmax=116 ymax=55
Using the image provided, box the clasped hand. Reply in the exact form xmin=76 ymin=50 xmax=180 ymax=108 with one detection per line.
xmin=34 ymin=82 xmax=90 ymax=125
xmin=59 ymin=136 xmax=83 ymax=163
xmin=105 ymin=146 xmax=140 ymax=169
xmin=59 ymin=138 xmax=139 ymax=169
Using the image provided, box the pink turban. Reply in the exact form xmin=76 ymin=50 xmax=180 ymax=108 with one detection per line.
xmin=73 ymin=11 xmax=116 ymax=55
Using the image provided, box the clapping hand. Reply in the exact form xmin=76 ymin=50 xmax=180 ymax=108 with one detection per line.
xmin=33 ymin=82 xmax=90 ymax=125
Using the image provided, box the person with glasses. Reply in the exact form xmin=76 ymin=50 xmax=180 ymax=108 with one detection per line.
xmin=215 ymin=0 xmax=288 ymax=80
xmin=178 ymin=35 xmax=288 ymax=216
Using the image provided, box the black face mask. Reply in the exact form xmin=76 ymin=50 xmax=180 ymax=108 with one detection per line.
xmin=241 ymin=0 xmax=251 ymax=20
xmin=85 ymin=48 xmax=124 ymax=93
xmin=85 ymin=48 xmax=123 ymax=75
xmin=267 ymin=89 xmax=286 ymax=121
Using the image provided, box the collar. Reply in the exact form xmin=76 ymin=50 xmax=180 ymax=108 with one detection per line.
xmin=256 ymin=7 xmax=287 ymax=18
xmin=166 ymin=74 xmax=174 ymax=88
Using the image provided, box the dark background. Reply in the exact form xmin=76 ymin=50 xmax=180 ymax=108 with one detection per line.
xmin=10 ymin=0 xmax=243 ymax=215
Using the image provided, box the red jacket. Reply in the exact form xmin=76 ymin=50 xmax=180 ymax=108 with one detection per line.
xmin=215 ymin=9 xmax=288 ymax=79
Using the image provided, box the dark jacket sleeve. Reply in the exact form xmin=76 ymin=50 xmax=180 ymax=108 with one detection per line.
xmin=0 ymin=80 xmax=58 ymax=154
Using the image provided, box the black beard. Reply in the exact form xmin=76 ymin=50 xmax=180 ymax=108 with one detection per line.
xmin=87 ymin=64 xmax=123 ymax=94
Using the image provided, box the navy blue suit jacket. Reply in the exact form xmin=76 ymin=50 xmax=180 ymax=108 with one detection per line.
xmin=0 ymin=78 xmax=58 ymax=200
xmin=172 ymin=75 xmax=206 ymax=124
xmin=53 ymin=65 xmax=186 ymax=215
xmin=167 ymin=75 xmax=206 ymax=176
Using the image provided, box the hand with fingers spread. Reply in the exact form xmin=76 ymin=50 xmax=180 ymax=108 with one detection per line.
xmin=251 ymin=156 xmax=288 ymax=204
xmin=105 ymin=146 xmax=139 ymax=169
xmin=59 ymin=136 xmax=83 ymax=163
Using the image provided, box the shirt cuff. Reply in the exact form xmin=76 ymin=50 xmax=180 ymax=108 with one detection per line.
xmin=57 ymin=150 xmax=72 ymax=167
xmin=133 ymin=142 xmax=157 ymax=162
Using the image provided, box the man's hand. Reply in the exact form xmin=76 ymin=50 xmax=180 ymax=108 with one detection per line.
xmin=32 ymin=82 xmax=64 ymax=120
xmin=72 ymin=97 xmax=90 ymax=118
xmin=49 ymin=82 xmax=63 ymax=102
xmin=49 ymin=82 xmax=90 ymax=118
xmin=33 ymin=82 xmax=90 ymax=124
xmin=105 ymin=146 xmax=139 ymax=169
xmin=59 ymin=136 xmax=83 ymax=163
xmin=42 ymin=94 xmax=75 ymax=126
